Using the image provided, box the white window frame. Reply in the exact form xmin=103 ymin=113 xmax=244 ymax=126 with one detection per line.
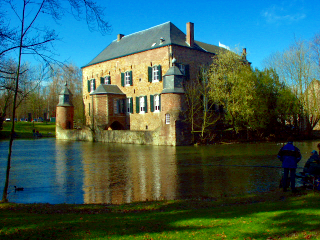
xmin=90 ymin=79 xmax=95 ymax=92
xmin=154 ymin=94 xmax=160 ymax=112
xmin=165 ymin=114 xmax=170 ymax=124
xmin=152 ymin=66 xmax=159 ymax=82
xmin=140 ymin=97 xmax=145 ymax=114
xmin=125 ymin=71 xmax=131 ymax=86
xmin=105 ymin=76 xmax=110 ymax=84
xmin=126 ymin=98 xmax=132 ymax=114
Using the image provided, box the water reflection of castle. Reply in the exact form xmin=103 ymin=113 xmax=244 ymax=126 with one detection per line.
xmin=81 ymin=144 xmax=177 ymax=204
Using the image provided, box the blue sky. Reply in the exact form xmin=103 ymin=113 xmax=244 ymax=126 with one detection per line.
xmin=4 ymin=0 xmax=320 ymax=70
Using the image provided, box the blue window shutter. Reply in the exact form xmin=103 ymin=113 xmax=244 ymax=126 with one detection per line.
xmin=87 ymin=80 xmax=90 ymax=92
xmin=130 ymin=97 xmax=133 ymax=113
xmin=148 ymin=67 xmax=152 ymax=82
xmin=136 ymin=97 xmax=140 ymax=113
xmin=123 ymin=99 xmax=126 ymax=113
xmin=100 ymin=77 xmax=104 ymax=84
xmin=121 ymin=73 xmax=124 ymax=87
xmin=158 ymin=65 xmax=162 ymax=81
xmin=107 ymin=76 xmax=111 ymax=84
xmin=144 ymin=96 xmax=148 ymax=113
xmin=130 ymin=71 xmax=133 ymax=86
xmin=150 ymin=95 xmax=154 ymax=112
xmin=93 ymin=79 xmax=96 ymax=90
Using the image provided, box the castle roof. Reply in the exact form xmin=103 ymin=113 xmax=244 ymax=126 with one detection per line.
xmin=83 ymin=22 xmax=222 ymax=68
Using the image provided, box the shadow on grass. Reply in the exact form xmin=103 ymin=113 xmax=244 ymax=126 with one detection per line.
xmin=0 ymin=191 xmax=320 ymax=239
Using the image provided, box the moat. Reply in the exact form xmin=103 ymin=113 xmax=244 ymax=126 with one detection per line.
xmin=0 ymin=138 xmax=317 ymax=204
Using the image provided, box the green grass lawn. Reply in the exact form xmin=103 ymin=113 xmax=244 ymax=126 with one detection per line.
xmin=0 ymin=190 xmax=319 ymax=239
xmin=0 ymin=121 xmax=55 ymax=139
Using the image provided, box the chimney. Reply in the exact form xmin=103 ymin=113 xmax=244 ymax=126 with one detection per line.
xmin=242 ymin=48 xmax=247 ymax=60
xmin=117 ymin=34 xmax=124 ymax=42
xmin=186 ymin=22 xmax=194 ymax=47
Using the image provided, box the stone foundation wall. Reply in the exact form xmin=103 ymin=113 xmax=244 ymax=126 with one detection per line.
xmin=56 ymin=126 xmax=192 ymax=146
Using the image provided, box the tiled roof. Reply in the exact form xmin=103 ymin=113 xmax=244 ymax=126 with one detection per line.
xmin=83 ymin=22 xmax=222 ymax=68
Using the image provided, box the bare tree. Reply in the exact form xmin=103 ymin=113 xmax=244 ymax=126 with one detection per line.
xmin=1 ymin=0 xmax=111 ymax=203
xmin=184 ymin=66 xmax=222 ymax=143
xmin=0 ymin=59 xmax=39 ymax=127
xmin=264 ymin=39 xmax=319 ymax=136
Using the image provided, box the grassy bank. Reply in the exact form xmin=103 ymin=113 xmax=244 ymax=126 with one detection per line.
xmin=0 ymin=122 xmax=55 ymax=139
xmin=1 ymin=190 xmax=319 ymax=239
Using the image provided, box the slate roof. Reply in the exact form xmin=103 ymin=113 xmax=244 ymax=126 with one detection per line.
xmin=163 ymin=66 xmax=184 ymax=76
xmin=59 ymin=85 xmax=72 ymax=95
xmin=83 ymin=22 xmax=223 ymax=68
xmin=90 ymin=84 xmax=125 ymax=95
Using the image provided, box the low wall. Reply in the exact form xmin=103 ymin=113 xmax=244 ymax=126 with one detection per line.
xmin=56 ymin=126 xmax=175 ymax=145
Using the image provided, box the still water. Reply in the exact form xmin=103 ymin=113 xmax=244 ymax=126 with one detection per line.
xmin=0 ymin=139 xmax=318 ymax=204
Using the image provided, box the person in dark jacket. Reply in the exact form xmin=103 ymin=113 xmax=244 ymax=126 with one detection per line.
xmin=277 ymin=138 xmax=302 ymax=192
xmin=303 ymin=150 xmax=320 ymax=175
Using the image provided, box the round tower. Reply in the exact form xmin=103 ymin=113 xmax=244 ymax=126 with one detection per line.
xmin=56 ymin=83 xmax=74 ymax=129
xmin=160 ymin=60 xmax=191 ymax=145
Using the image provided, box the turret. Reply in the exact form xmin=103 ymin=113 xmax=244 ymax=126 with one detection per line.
xmin=56 ymin=83 xmax=74 ymax=129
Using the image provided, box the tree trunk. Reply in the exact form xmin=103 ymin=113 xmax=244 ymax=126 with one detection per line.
xmin=1 ymin=3 xmax=25 ymax=203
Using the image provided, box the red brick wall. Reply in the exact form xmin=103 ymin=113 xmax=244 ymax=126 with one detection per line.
xmin=56 ymin=106 xmax=74 ymax=129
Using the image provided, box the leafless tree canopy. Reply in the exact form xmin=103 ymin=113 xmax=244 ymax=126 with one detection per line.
xmin=1 ymin=0 xmax=111 ymax=203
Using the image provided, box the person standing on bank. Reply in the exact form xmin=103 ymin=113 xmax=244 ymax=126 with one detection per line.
xmin=277 ymin=137 xmax=302 ymax=193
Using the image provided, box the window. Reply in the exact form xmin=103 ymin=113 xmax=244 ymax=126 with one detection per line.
xmin=87 ymin=79 xmax=96 ymax=93
xmin=126 ymin=98 xmax=133 ymax=114
xmin=176 ymin=63 xmax=189 ymax=80
xmin=114 ymin=99 xmax=125 ymax=114
xmin=125 ymin=72 xmax=131 ymax=85
xmin=150 ymin=94 xmax=161 ymax=112
xmin=140 ymin=96 xmax=145 ymax=113
xmin=148 ymin=65 xmax=162 ymax=82
xmin=101 ymin=76 xmax=111 ymax=84
xmin=154 ymin=95 xmax=160 ymax=111
xmin=114 ymin=99 xmax=118 ymax=114
xmin=165 ymin=114 xmax=170 ymax=124
xmin=179 ymin=64 xmax=185 ymax=75
xmin=152 ymin=66 xmax=159 ymax=82
xmin=121 ymin=71 xmax=133 ymax=86
xmin=136 ymin=96 xmax=148 ymax=114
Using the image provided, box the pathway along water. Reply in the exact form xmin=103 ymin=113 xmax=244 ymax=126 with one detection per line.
xmin=0 ymin=138 xmax=317 ymax=204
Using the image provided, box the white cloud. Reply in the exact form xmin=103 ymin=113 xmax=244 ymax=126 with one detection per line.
xmin=262 ymin=4 xmax=306 ymax=24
